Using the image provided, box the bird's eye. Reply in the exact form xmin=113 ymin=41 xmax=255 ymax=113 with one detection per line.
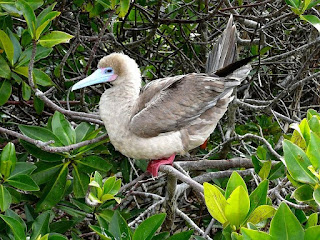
xmin=105 ymin=68 xmax=113 ymax=73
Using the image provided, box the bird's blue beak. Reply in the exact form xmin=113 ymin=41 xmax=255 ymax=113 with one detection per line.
xmin=71 ymin=68 xmax=117 ymax=91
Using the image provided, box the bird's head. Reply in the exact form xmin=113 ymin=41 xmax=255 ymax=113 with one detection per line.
xmin=71 ymin=53 xmax=140 ymax=91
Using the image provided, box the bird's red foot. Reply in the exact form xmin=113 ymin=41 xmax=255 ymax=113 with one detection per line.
xmin=147 ymin=154 xmax=176 ymax=177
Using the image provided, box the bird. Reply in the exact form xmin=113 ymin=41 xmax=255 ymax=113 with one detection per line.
xmin=71 ymin=15 xmax=252 ymax=177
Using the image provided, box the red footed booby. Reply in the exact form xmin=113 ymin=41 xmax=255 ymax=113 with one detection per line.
xmin=71 ymin=16 xmax=252 ymax=176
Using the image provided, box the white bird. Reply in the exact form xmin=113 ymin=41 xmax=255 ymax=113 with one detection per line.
xmin=71 ymin=16 xmax=252 ymax=176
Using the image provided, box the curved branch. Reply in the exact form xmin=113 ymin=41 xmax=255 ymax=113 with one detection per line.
xmin=0 ymin=126 xmax=108 ymax=153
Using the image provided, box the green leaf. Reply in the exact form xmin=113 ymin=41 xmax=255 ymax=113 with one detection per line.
xmin=0 ymin=80 xmax=12 ymax=106
xmin=0 ymin=215 xmax=26 ymax=240
xmin=246 ymin=205 xmax=276 ymax=225
xmin=306 ymin=132 xmax=320 ymax=170
xmin=285 ymin=0 xmax=301 ymax=9
xmin=0 ymin=55 xmax=11 ymax=79
xmin=292 ymin=184 xmax=314 ymax=202
xmin=0 ymin=185 xmax=12 ymax=211
xmin=34 ymin=68 xmax=55 ymax=87
xmin=36 ymin=162 xmax=69 ymax=212
xmin=309 ymin=116 xmax=320 ymax=136
xmin=300 ymin=15 xmax=320 ymax=32
xmin=231 ymin=232 xmax=243 ymax=240
xmin=0 ymin=29 xmax=14 ymax=65
xmin=118 ymin=0 xmax=130 ymax=18
xmin=313 ymin=187 xmax=320 ymax=206
xmin=89 ymin=225 xmax=113 ymax=240
xmin=307 ymin=109 xmax=320 ymax=120
xmin=241 ymin=228 xmax=272 ymax=240
xmin=30 ymin=210 xmax=51 ymax=240
xmin=299 ymin=118 xmax=311 ymax=145
xmin=15 ymin=66 xmax=53 ymax=87
xmin=306 ymin=213 xmax=318 ymax=229
xmin=305 ymin=226 xmax=320 ymax=240
xmin=103 ymin=176 xmax=116 ymax=194
xmin=249 ymin=180 xmax=268 ymax=214
xmin=32 ymin=162 xmax=64 ymax=185
xmin=72 ymin=165 xmax=89 ymax=198
xmin=225 ymin=186 xmax=250 ymax=227
xmin=75 ymin=122 xmax=95 ymax=142
xmin=35 ymin=11 xmax=60 ymax=40
xmin=17 ymin=45 xmax=52 ymax=67
xmin=306 ymin=0 xmax=320 ymax=9
xmin=12 ymin=66 xmax=28 ymax=77
xmin=152 ymin=232 xmax=170 ymax=240
xmin=8 ymin=29 xmax=22 ymax=65
xmin=22 ymin=81 xmax=31 ymax=101
xmin=290 ymin=125 xmax=307 ymax=150
xmin=258 ymin=161 xmax=272 ymax=180
xmin=167 ymin=230 xmax=194 ymax=240
xmin=259 ymin=46 xmax=272 ymax=55
xmin=109 ymin=211 xmax=130 ymax=240
xmin=283 ymin=140 xmax=317 ymax=184
xmin=52 ymin=111 xmax=76 ymax=146
xmin=270 ymin=202 xmax=304 ymax=240
xmin=93 ymin=171 xmax=103 ymax=187
xmin=6 ymin=174 xmax=39 ymax=191
xmin=110 ymin=0 xmax=117 ymax=9
xmin=50 ymin=220 xmax=74 ymax=234
xmin=19 ymin=125 xmax=63 ymax=146
xmin=20 ymin=140 xmax=64 ymax=162
xmin=76 ymin=156 xmax=112 ymax=174
xmin=39 ymin=31 xmax=73 ymax=48
xmin=109 ymin=179 xmax=121 ymax=195
xmin=36 ymin=3 xmax=56 ymax=27
xmin=0 ymin=142 xmax=16 ymax=178
xmin=16 ymin=0 xmax=36 ymax=38
xmin=225 ymin=171 xmax=248 ymax=199
xmin=34 ymin=95 xmax=44 ymax=114
xmin=23 ymin=0 xmax=43 ymax=10
xmin=133 ymin=213 xmax=166 ymax=240
xmin=269 ymin=162 xmax=285 ymax=180
xmin=56 ymin=204 xmax=86 ymax=219
xmin=203 ymin=182 xmax=228 ymax=224
xmin=10 ymin=162 xmax=36 ymax=177
xmin=47 ymin=233 xmax=68 ymax=240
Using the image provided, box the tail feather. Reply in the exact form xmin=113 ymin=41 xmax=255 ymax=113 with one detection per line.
xmin=206 ymin=15 xmax=237 ymax=74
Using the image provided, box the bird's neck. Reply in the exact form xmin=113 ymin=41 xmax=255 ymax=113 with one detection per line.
xmin=99 ymin=76 xmax=141 ymax=130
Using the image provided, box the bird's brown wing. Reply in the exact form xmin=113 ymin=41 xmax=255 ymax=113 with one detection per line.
xmin=129 ymin=67 xmax=249 ymax=138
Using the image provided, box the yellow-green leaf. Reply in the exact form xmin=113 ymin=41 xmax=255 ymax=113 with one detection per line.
xmin=35 ymin=11 xmax=60 ymax=40
xmin=246 ymin=205 xmax=276 ymax=225
xmin=225 ymin=186 xmax=250 ymax=227
xmin=0 ymin=54 xmax=11 ymax=79
xmin=203 ymin=182 xmax=228 ymax=224
xmin=39 ymin=31 xmax=73 ymax=48
xmin=118 ymin=0 xmax=130 ymax=18
xmin=300 ymin=15 xmax=320 ymax=32
xmin=0 ymin=30 xmax=14 ymax=65
xmin=16 ymin=0 xmax=36 ymax=38
xmin=283 ymin=140 xmax=318 ymax=184
xmin=225 ymin=171 xmax=248 ymax=199
xmin=258 ymin=161 xmax=272 ymax=180
xmin=306 ymin=132 xmax=320 ymax=170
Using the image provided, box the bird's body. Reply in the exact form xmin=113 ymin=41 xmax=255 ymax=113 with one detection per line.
xmin=71 ymin=16 xmax=252 ymax=176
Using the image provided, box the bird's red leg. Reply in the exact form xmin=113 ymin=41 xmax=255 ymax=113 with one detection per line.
xmin=147 ymin=154 xmax=176 ymax=177
xmin=200 ymin=139 xmax=208 ymax=150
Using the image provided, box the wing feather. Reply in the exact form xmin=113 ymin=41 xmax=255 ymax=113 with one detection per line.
xmin=129 ymin=73 xmax=239 ymax=138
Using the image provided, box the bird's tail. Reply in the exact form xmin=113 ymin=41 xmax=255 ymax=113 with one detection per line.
xmin=206 ymin=15 xmax=254 ymax=83
xmin=206 ymin=15 xmax=237 ymax=74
